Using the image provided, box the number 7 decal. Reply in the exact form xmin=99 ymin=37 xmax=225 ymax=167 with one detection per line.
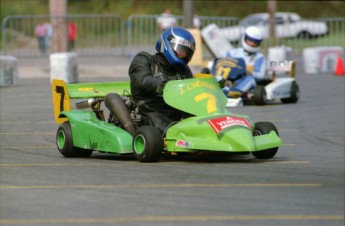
xmin=52 ymin=79 xmax=70 ymax=124
xmin=195 ymin=93 xmax=217 ymax=113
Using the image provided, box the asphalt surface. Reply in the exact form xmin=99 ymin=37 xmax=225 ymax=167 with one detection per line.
xmin=0 ymin=56 xmax=344 ymax=226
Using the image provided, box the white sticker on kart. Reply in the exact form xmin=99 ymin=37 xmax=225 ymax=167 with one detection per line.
xmin=268 ymin=60 xmax=294 ymax=72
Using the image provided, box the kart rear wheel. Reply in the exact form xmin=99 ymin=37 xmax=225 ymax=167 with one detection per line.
xmin=132 ymin=126 xmax=163 ymax=162
xmin=281 ymin=81 xmax=300 ymax=104
xmin=56 ymin=122 xmax=92 ymax=158
xmin=252 ymin=121 xmax=279 ymax=159
xmin=253 ymin=85 xmax=266 ymax=105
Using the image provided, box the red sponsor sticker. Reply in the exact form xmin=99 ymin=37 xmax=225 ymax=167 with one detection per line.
xmin=208 ymin=116 xmax=251 ymax=133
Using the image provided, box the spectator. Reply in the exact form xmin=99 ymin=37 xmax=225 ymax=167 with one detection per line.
xmin=44 ymin=22 xmax=53 ymax=51
xmin=156 ymin=8 xmax=177 ymax=31
xmin=34 ymin=20 xmax=48 ymax=55
xmin=68 ymin=21 xmax=77 ymax=51
xmin=193 ymin=14 xmax=201 ymax=29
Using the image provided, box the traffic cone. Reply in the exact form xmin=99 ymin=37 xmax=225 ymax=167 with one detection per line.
xmin=334 ymin=55 xmax=345 ymax=76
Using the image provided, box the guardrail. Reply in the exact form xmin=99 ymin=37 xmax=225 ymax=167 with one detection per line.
xmin=1 ymin=14 xmax=125 ymax=57
xmin=1 ymin=14 xmax=344 ymax=58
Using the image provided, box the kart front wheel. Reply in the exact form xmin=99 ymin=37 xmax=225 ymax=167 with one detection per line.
xmin=252 ymin=121 xmax=279 ymax=159
xmin=132 ymin=126 xmax=163 ymax=163
xmin=253 ymin=85 xmax=266 ymax=105
xmin=56 ymin=122 xmax=92 ymax=158
xmin=281 ymin=81 xmax=300 ymax=104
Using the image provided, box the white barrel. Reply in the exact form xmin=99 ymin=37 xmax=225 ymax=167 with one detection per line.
xmin=303 ymin=46 xmax=344 ymax=74
xmin=268 ymin=46 xmax=294 ymax=76
xmin=50 ymin=52 xmax=78 ymax=83
xmin=0 ymin=56 xmax=19 ymax=87
xmin=268 ymin=46 xmax=293 ymax=62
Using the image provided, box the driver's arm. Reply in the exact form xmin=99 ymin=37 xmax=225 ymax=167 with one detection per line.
xmin=129 ymin=52 xmax=167 ymax=95
xmin=252 ymin=54 xmax=267 ymax=82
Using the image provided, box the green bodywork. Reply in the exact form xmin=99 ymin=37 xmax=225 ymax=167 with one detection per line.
xmin=66 ymin=81 xmax=131 ymax=98
xmin=57 ymin=77 xmax=282 ymax=154
xmin=165 ymin=115 xmax=281 ymax=153
xmin=163 ymin=78 xmax=282 ymax=152
xmin=59 ymin=81 xmax=133 ymax=154
xmin=60 ymin=111 xmax=133 ymax=154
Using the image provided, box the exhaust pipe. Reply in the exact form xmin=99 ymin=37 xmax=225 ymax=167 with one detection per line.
xmin=104 ymin=93 xmax=136 ymax=136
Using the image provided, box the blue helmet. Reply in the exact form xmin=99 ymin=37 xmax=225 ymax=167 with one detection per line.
xmin=155 ymin=26 xmax=196 ymax=70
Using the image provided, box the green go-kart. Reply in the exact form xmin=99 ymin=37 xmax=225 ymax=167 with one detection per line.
xmin=51 ymin=75 xmax=282 ymax=162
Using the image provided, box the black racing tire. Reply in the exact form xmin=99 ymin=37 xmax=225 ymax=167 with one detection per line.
xmin=253 ymin=85 xmax=266 ymax=105
xmin=56 ymin=122 xmax=93 ymax=158
xmin=132 ymin=126 xmax=163 ymax=163
xmin=252 ymin=121 xmax=279 ymax=159
xmin=281 ymin=81 xmax=300 ymax=104
xmin=76 ymin=147 xmax=93 ymax=158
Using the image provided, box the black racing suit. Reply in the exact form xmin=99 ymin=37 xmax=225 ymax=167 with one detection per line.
xmin=128 ymin=51 xmax=193 ymax=133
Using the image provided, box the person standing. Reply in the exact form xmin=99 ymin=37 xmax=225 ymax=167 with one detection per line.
xmin=44 ymin=22 xmax=53 ymax=52
xmin=193 ymin=14 xmax=201 ymax=29
xmin=68 ymin=21 xmax=77 ymax=51
xmin=34 ymin=20 xmax=48 ymax=54
xmin=156 ymin=8 xmax=177 ymax=31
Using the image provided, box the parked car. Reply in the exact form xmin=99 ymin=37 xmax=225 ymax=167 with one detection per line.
xmin=221 ymin=12 xmax=328 ymax=43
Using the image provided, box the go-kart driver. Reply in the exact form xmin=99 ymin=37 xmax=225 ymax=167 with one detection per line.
xmin=128 ymin=26 xmax=196 ymax=134
xmin=220 ymin=26 xmax=267 ymax=98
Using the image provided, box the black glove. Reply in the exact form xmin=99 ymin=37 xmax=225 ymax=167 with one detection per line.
xmin=215 ymin=75 xmax=225 ymax=88
xmin=246 ymin=70 xmax=253 ymax=76
xmin=156 ymin=81 xmax=167 ymax=95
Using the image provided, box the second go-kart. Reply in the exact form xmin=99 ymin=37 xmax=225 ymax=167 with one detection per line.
xmin=52 ymin=75 xmax=283 ymax=162
xmin=202 ymin=57 xmax=300 ymax=107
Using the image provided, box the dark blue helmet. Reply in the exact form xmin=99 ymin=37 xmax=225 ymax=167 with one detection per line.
xmin=155 ymin=26 xmax=196 ymax=70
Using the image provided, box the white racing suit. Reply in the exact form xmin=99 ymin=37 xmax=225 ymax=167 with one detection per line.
xmin=223 ymin=48 xmax=267 ymax=97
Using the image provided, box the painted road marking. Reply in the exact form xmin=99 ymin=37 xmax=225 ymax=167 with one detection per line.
xmin=0 ymin=160 xmax=309 ymax=167
xmin=0 ymin=215 xmax=343 ymax=224
xmin=0 ymin=143 xmax=297 ymax=148
xmin=0 ymin=121 xmax=55 ymax=124
xmin=0 ymin=132 xmax=55 ymax=135
xmin=278 ymin=129 xmax=299 ymax=132
xmin=0 ymin=146 xmax=55 ymax=149
xmin=283 ymin=143 xmax=297 ymax=146
xmin=0 ymin=183 xmax=322 ymax=190
xmin=263 ymin=160 xmax=309 ymax=164
xmin=255 ymin=119 xmax=290 ymax=122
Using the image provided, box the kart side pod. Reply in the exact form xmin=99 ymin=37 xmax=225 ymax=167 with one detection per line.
xmin=58 ymin=110 xmax=133 ymax=154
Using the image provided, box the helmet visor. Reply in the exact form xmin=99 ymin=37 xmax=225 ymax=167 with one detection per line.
xmin=170 ymin=37 xmax=195 ymax=62
xmin=244 ymin=34 xmax=262 ymax=47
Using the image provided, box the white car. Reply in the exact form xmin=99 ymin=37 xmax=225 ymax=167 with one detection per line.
xmin=221 ymin=12 xmax=328 ymax=43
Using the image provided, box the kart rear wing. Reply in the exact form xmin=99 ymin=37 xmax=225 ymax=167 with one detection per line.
xmin=51 ymin=79 xmax=130 ymax=124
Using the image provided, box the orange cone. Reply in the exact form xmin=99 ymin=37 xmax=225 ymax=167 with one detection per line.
xmin=334 ymin=55 xmax=345 ymax=76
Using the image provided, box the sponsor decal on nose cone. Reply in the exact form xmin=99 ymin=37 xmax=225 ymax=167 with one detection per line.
xmin=208 ymin=116 xmax=251 ymax=133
